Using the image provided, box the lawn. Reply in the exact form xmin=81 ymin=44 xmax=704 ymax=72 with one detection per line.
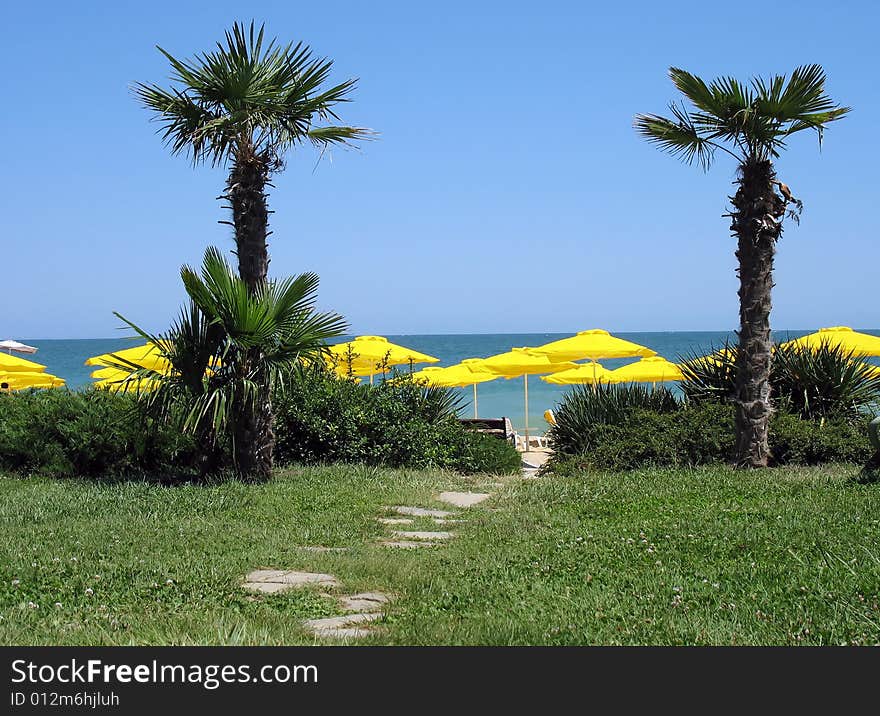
xmin=2 ymin=464 xmax=879 ymax=645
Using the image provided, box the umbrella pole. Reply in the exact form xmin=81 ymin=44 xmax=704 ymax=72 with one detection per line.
xmin=524 ymin=374 xmax=530 ymax=453
xmin=473 ymin=383 xmax=478 ymax=419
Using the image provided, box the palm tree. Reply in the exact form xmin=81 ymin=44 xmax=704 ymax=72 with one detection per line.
xmin=135 ymin=21 xmax=371 ymax=292
xmin=635 ymin=65 xmax=849 ymax=467
xmin=115 ymin=247 xmax=347 ymax=480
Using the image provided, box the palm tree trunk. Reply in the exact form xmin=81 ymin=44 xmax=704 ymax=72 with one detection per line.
xmin=232 ymin=365 xmax=275 ymax=481
xmin=730 ymin=158 xmax=786 ymax=468
xmin=226 ymin=149 xmax=271 ymax=292
xmin=225 ymin=148 xmax=275 ymax=479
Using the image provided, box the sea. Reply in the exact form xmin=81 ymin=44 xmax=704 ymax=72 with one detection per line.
xmin=14 ymin=330 xmax=880 ymax=434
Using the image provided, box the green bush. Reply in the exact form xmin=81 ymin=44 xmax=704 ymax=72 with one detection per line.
xmin=679 ymin=341 xmax=880 ymax=420
xmin=770 ymin=411 xmax=872 ymax=465
xmin=450 ymin=430 xmax=522 ymax=475
xmin=547 ymin=401 xmax=872 ymax=473
xmin=548 ymin=383 xmax=681 ymax=456
xmin=273 ymin=368 xmax=520 ymax=474
xmin=0 ymin=389 xmax=197 ymax=479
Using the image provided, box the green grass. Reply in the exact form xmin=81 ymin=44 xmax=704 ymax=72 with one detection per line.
xmin=2 ymin=464 xmax=879 ymax=645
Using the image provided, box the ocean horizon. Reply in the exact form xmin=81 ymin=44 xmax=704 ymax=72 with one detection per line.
xmin=12 ymin=329 xmax=880 ymax=432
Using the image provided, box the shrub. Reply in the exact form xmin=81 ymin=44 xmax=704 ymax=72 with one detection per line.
xmin=770 ymin=411 xmax=872 ymax=465
xmin=772 ymin=342 xmax=880 ymax=421
xmin=0 ymin=389 xmax=197 ymax=479
xmin=548 ymin=383 xmax=680 ymax=456
xmin=679 ymin=341 xmax=880 ymax=420
xmin=678 ymin=342 xmax=738 ymax=404
xmin=547 ymin=401 xmax=872 ymax=473
xmin=273 ymin=368 xmax=519 ymax=474
xmin=450 ymin=430 xmax=522 ymax=475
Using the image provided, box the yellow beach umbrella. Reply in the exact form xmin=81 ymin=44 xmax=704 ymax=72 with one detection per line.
xmin=531 ymin=329 xmax=656 ymax=362
xmin=0 ymin=371 xmax=65 ymax=390
xmin=94 ymin=377 xmax=158 ymax=393
xmin=327 ymin=336 xmax=439 ymax=383
xmin=476 ymin=348 xmax=576 ymax=450
xmin=0 ymin=352 xmax=46 ymax=373
xmin=606 ymin=356 xmax=684 ymax=384
xmin=780 ymin=326 xmax=880 ymax=357
xmin=541 ymin=361 xmax=613 ymax=385
xmin=85 ymin=342 xmax=169 ymax=371
xmin=410 ymin=361 xmax=500 ymax=418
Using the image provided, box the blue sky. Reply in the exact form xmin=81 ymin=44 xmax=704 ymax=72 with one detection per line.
xmin=3 ymin=0 xmax=878 ymax=338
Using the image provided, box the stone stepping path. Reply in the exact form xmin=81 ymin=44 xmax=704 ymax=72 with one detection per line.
xmin=438 ymin=491 xmax=491 ymax=508
xmin=304 ymin=612 xmax=382 ymax=639
xmin=392 ymin=530 xmax=453 ymax=541
xmin=242 ymin=570 xmax=339 ymax=594
xmin=297 ymin=546 xmax=348 ymax=553
xmin=378 ymin=517 xmax=414 ymax=525
xmin=388 ymin=506 xmax=454 ymax=519
xmin=378 ymin=539 xmax=440 ymax=549
xmin=338 ymin=592 xmax=391 ymax=612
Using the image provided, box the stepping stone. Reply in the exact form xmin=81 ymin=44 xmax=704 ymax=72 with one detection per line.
xmin=379 ymin=540 xmax=439 ymax=549
xmin=389 ymin=506 xmax=454 ymax=519
xmin=378 ymin=517 xmax=414 ymax=525
xmin=392 ymin=530 xmax=453 ymax=541
xmin=304 ymin=612 xmax=382 ymax=639
xmin=242 ymin=570 xmax=339 ymax=594
xmin=297 ymin=546 xmax=348 ymax=553
xmin=242 ymin=581 xmax=298 ymax=594
xmin=438 ymin=491 xmax=491 ymax=508
xmin=338 ymin=592 xmax=391 ymax=613
xmin=432 ymin=518 xmax=463 ymax=525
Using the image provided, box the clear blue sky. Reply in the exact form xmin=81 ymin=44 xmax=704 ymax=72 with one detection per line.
xmin=3 ymin=0 xmax=878 ymax=338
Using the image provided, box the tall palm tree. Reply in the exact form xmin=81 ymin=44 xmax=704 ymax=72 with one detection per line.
xmin=115 ymin=247 xmax=347 ymax=480
xmin=135 ymin=21 xmax=371 ymax=292
xmin=635 ymin=65 xmax=849 ymax=467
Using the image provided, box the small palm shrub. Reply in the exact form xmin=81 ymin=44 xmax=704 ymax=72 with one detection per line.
xmin=772 ymin=342 xmax=880 ymax=420
xmin=679 ymin=341 xmax=880 ymax=421
xmin=678 ymin=342 xmax=738 ymax=404
xmin=548 ymin=383 xmax=681 ymax=456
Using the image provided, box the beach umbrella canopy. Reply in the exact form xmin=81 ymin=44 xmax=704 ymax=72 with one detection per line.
xmin=85 ymin=342 xmax=169 ymax=371
xmin=410 ymin=364 xmax=498 ymax=388
xmin=0 ymin=340 xmax=38 ymax=354
xmin=410 ymin=362 xmax=500 ymax=419
xmin=780 ymin=327 xmax=880 ymax=357
xmin=474 ymin=347 xmax=576 ymax=377
xmin=0 ymin=371 xmax=65 ymax=390
xmin=606 ymin=356 xmax=684 ymax=384
xmin=475 ymin=348 xmax=576 ymax=450
xmin=0 ymin=352 xmax=46 ymax=373
xmin=94 ymin=376 xmax=158 ymax=393
xmin=531 ymin=329 xmax=656 ymax=362
xmin=327 ymin=336 xmax=439 ymax=377
xmin=541 ymin=361 xmax=613 ymax=385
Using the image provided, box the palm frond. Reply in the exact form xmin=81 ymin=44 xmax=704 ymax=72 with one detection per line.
xmin=638 ymin=64 xmax=848 ymax=165
xmin=634 ymin=103 xmax=716 ymax=170
xmin=135 ymin=20 xmax=372 ymax=166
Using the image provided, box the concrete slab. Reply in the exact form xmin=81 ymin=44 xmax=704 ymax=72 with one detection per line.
xmin=437 ymin=492 xmax=491 ymax=508
xmin=378 ymin=540 xmax=439 ymax=549
xmin=338 ymin=592 xmax=391 ymax=612
xmin=243 ymin=570 xmax=339 ymax=588
xmin=391 ymin=530 xmax=453 ymax=541
xmin=304 ymin=612 xmax=382 ymax=638
xmin=389 ymin=506 xmax=454 ymax=519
